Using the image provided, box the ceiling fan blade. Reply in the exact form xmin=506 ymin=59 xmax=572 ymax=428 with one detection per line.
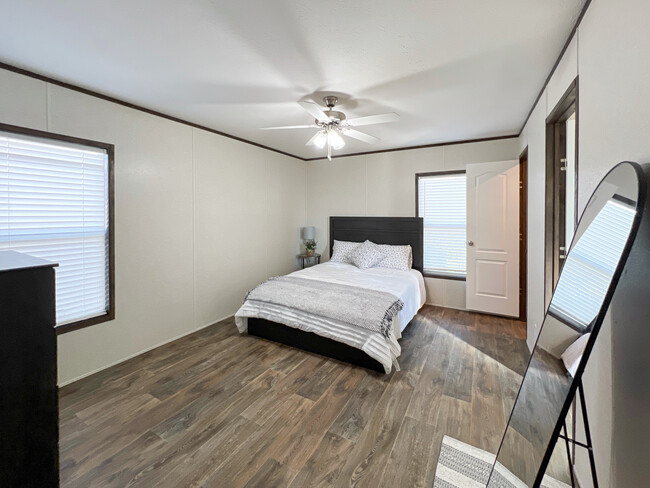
xmin=346 ymin=112 xmax=400 ymax=127
xmin=260 ymin=125 xmax=317 ymax=130
xmin=298 ymin=101 xmax=330 ymax=123
xmin=305 ymin=131 xmax=324 ymax=146
xmin=342 ymin=128 xmax=379 ymax=144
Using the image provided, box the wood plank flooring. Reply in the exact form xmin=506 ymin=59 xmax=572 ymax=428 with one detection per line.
xmin=59 ymin=305 xmax=531 ymax=488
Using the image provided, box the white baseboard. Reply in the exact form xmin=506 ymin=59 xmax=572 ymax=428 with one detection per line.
xmin=58 ymin=313 xmax=234 ymax=387
xmin=425 ymin=301 xmax=466 ymax=311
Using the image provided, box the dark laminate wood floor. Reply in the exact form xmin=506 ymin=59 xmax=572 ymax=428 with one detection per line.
xmin=59 ymin=305 xmax=530 ymax=488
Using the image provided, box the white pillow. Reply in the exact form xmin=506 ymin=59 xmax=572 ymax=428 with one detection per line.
xmin=374 ymin=244 xmax=412 ymax=271
xmin=561 ymin=333 xmax=591 ymax=377
xmin=350 ymin=241 xmax=385 ymax=269
xmin=330 ymin=240 xmax=361 ymax=264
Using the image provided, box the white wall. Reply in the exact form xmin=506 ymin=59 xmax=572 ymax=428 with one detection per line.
xmin=305 ymin=138 xmax=520 ymax=309
xmin=4 ymin=2 xmax=648 ymax=478
xmin=0 ymin=67 xmax=306 ymax=386
xmin=519 ymin=0 xmax=650 ymax=485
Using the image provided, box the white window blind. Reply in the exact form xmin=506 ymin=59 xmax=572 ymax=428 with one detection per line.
xmin=0 ymin=131 xmax=110 ymax=325
xmin=549 ymin=197 xmax=635 ymax=329
xmin=418 ymin=173 xmax=467 ymax=277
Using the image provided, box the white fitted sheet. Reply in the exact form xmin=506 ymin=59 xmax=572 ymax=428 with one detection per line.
xmin=235 ymin=262 xmax=426 ymax=373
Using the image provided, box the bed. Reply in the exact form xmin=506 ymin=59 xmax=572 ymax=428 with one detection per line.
xmin=235 ymin=216 xmax=425 ymax=373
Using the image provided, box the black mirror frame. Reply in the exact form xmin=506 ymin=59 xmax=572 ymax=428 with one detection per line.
xmin=487 ymin=161 xmax=647 ymax=487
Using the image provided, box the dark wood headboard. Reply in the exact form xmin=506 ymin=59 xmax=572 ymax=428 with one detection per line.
xmin=329 ymin=216 xmax=423 ymax=273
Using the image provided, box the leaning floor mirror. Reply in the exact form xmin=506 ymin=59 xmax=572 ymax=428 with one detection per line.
xmin=485 ymin=161 xmax=648 ymax=487
xmin=434 ymin=161 xmax=649 ymax=488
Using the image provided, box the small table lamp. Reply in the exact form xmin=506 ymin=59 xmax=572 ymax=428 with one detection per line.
xmin=301 ymin=226 xmax=315 ymax=241
xmin=301 ymin=226 xmax=317 ymax=256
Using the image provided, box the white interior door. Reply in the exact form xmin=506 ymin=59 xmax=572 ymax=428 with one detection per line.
xmin=466 ymin=160 xmax=520 ymax=317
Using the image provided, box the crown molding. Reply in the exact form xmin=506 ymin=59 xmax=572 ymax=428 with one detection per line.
xmin=303 ymin=134 xmax=519 ymax=161
xmin=0 ymin=61 xmax=302 ymax=160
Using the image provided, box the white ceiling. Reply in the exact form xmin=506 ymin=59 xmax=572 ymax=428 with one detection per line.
xmin=1 ymin=0 xmax=585 ymax=159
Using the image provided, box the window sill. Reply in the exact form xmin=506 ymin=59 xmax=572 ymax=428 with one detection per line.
xmin=422 ymin=272 xmax=466 ymax=281
xmin=55 ymin=310 xmax=114 ymax=335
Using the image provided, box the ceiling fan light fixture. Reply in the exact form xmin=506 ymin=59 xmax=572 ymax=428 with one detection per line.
xmin=262 ymin=95 xmax=397 ymax=158
xmin=313 ymin=130 xmax=328 ymax=149
xmin=327 ymin=129 xmax=345 ymax=150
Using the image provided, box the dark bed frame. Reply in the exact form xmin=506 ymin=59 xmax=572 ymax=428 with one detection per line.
xmin=248 ymin=216 xmax=423 ymax=372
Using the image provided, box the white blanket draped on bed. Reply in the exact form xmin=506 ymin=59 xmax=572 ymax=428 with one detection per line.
xmin=235 ymin=262 xmax=426 ymax=373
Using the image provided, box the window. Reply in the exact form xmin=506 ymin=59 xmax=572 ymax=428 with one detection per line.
xmin=549 ymin=196 xmax=635 ymax=330
xmin=416 ymin=171 xmax=467 ymax=279
xmin=0 ymin=125 xmax=114 ymax=333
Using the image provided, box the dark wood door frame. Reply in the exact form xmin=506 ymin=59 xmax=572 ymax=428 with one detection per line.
xmin=544 ymin=77 xmax=579 ymax=307
xmin=519 ymin=148 xmax=528 ymax=322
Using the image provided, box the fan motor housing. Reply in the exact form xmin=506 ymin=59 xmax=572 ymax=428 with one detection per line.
xmin=316 ymin=110 xmax=346 ymax=126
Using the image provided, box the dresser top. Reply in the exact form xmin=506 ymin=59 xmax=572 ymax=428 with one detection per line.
xmin=0 ymin=250 xmax=58 ymax=273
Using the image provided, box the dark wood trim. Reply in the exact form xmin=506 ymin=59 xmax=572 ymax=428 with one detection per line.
xmin=545 ymin=78 xmax=579 ymax=123
xmin=518 ymin=0 xmax=592 ymax=133
xmin=0 ymin=61 xmax=301 ymax=161
xmin=306 ymin=135 xmax=519 ymax=161
xmin=519 ymin=147 xmax=528 ymax=322
xmin=415 ymin=170 xmax=467 ymax=280
xmin=423 ymin=272 xmax=466 ymax=281
xmin=55 ymin=310 xmax=112 ymax=335
xmin=0 ymin=121 xmax=113 ymax=152
xmin=415 ymin=169 xmax=467 ymax=178
xmin=544 ymin=126 xmax=555 ymax=309
xmin=544 ymin=78 xmax=578 ymax=307
xmin=0 ymin=122 xmax=116 ymax=335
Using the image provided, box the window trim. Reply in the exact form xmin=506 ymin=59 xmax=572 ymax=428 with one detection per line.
xmin=0 ymin=122 xmax=115 ymax=335
xmin=415 ymin=169 xmax=467 ymax=281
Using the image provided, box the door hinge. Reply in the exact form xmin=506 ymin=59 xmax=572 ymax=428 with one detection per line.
xmin=560 ymin=158 xmax=567 ymax=171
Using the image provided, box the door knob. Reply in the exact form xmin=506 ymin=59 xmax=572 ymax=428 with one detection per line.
xmin=468 ymin=241 xmax=474 ymax=246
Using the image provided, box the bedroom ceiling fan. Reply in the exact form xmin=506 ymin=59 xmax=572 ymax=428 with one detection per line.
xmin=261 ymin=96 xmax=400 ymax=160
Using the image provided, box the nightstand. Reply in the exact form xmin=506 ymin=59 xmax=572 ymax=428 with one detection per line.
xmin=298 ymin=253 xmax=321 ymax=269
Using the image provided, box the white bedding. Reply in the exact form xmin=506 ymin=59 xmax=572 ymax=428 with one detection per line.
xmin=235 ymin=262 xmax=426 ymax=373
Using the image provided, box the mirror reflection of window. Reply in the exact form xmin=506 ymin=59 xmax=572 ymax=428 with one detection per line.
xmin=549 ymin=196 xmax=636 ymax=330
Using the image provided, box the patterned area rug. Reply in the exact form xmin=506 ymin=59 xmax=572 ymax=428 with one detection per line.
xmin=433 ymin=436 xmax=571 ymax=488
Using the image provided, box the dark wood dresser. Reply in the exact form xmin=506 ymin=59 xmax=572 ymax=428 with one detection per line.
xmin=0 ymin=251 xmax=59 ymax=487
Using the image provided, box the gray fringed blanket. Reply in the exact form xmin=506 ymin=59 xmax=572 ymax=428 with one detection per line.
xmin=245 ymin=276 xmax=403 ymax=339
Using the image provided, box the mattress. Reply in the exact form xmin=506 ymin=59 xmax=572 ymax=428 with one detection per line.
xmin=235 ymin=262 xmax=426 ymax=373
